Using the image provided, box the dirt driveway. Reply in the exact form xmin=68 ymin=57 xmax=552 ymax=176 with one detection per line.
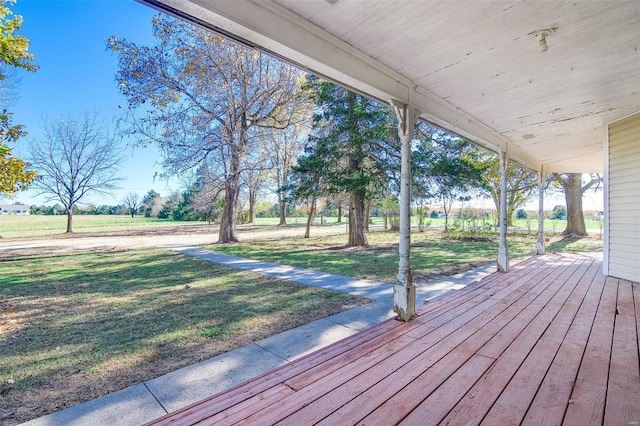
xmin=0 ymin=223 xmax=346 ymax=260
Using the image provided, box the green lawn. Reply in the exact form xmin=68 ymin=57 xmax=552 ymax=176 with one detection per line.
xmin=209 ymin=229 xmax=603 ymax=283
xmin=0 ymin=215 xmax=199 ymax=239
xmin=257 ymin=215 xmax=602 ymax=232
xmin=0 ymin=213 xmax=603 ymax=240
xmin=0 ymin=249 xmax=364 ymax=424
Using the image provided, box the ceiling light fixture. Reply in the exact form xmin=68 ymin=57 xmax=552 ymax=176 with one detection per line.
xmin=528 ymin=27 xmax=557 ymax=53
xmin=538 ymin=32 xmax=549 ymax=52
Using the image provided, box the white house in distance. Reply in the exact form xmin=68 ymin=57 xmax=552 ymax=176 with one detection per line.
xmin=0 ymin=204 xmax=30 ymax=215
xmin=142 ymin=0 xmax=639 ymax=311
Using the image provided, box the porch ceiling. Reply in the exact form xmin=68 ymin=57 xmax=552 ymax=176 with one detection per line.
xmin=141 ymin=0 xmax=640 ymax=173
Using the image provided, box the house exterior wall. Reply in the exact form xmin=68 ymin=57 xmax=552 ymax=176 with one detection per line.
xmin=0 ymin=204 xmax=30 ymax=215
xmin=605 ymin=112 xmax=640 ymax=282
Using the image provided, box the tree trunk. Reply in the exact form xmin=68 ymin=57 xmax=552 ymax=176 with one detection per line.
xmin=492 ymin=193 xmax=517 ymax=227
xmin=337 ymin=204 xmax=342 ymax=223
xmin=507 ymin=202 xmax=515 ymax=227
xmin=364 ymin=199 xmax=371 ymax=232
xmin=278 ymin=197 xmax=287 ymax=225
xmin=219 ymin=151 xmax=243 ymax=243
xmin=348 ymin=191 xmax=367 ymax=246
xmin=248 ymin=187 xmax=256 ymax=224
xmin=66 ymin=207 xmax=73 ymax=233
xmin=562 ymin=173 xmax=587 ymax=236
xmin=304 ymin=197 xmax=316 ymax=238
xmin=442 ymin=196 xmax=453 ymax=232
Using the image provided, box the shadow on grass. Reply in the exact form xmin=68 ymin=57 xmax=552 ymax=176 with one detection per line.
xmin=0 ymin=249 xmax=364 ymax=424
xmin=546 ymin=236 xmax=603 ymax=253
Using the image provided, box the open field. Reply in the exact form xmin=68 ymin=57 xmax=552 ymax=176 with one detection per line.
xmin=0 ymin=215 xmax=201 ymax=239
xmin=0 ymin=249 xmax=365 ymax=425
xmin=1 ymin=214 xmax=602 ymax=240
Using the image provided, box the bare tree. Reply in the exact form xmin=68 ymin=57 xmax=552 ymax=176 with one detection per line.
xmin=266 ymin=113 xmax=312 ymax=225
xmin=122 ymin=192 xmax=141 ymax=217
xmin=109 ymin=16 xmax=307 ymax=243
xmin=191 ymin=165 xmax=224 ymax=224
xmin=242 ymin=150 xmax=270 ymax=224
xmin=29 ymin=111 xmax=123 ymax=232
xmin=476 ymin=150 xmax=538 ymax=227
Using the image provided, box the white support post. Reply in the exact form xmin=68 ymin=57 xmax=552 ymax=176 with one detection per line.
xmin=391 ymin=97 xmax=416 ymax=321
xmin=497 ymin=151 xmax=510 ymax=272
xmin=536 ymin=165 xmax=546 ymax=255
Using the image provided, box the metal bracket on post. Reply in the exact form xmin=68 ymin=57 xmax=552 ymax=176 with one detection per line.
xmin=390 ymin=95 xmax=416 ymax=321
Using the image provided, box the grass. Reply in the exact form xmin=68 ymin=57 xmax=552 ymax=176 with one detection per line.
xmin=0 ymin=214 xmax=603 ymax=240
xmin=209 ymin=229 xmax=603 ymax=283
xmin=0 ymin=249 xmax=365 ymax=425
xmin=0 ymin=215 xmax=202 ymax=239
xmin=546 ymin=236 xmax=604 ymax=253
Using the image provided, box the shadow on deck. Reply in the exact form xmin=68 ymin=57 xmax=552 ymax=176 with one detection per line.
xmin=147 ymin=253 xmax=640 ymax=425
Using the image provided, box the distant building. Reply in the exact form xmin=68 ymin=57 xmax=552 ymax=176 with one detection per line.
xmin=0 ymin=204 xmax=30 ymax=215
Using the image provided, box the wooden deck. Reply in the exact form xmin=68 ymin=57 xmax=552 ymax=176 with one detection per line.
xmin=147 ymin=253 xmax=640 ymax=425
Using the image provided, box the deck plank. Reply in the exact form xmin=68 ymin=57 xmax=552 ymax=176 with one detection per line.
xmin=284 ymin=257 xmax=555 ymax=395
xmin=312 ymin=256 xmax=574 ymax=425
xmin=397 ymin=354 xmax=496 ymax=425
xmin=475 ymin=260 xmax=601 ymax=425
xmin=604 ymin=280 xmax=640 ymax=425
xmin=439 ymin=258 xmax=594 ymax=425
xmin=291 ymin=258 xmax=561 ymax=425
xmin=520 ymin=263 xmax=607 ymax=426
xmin=191 ymin=384 xmax=294 ymax=425
xmin=237 ymin=335 xmax=418 ymax=425
xmin=562 ymin=275 xmax=619 ymax=425
xmin=355 ymin=256 xmax=580 ymax=425
xmin=417 ymin=255 xmax=539 ymax=316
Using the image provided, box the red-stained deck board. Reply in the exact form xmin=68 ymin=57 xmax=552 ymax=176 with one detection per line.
xmin=333 ymin=256 xmax=580 ymax=425
xmin=285 ymin=257 xmax=562 ymax=425
xmin=496 ymin=262 xmax=605 ymax=424
xmin=604 ymin=279 xmax=640 ymax=425
xmin=474 ymin=259 xmax=601 ymax=425
xmin=562 ymin=274 xmax=620 ymax=425
xmin=312 ymin=259 xmax=565 ymax=425
xmin=145 ymin=255 xmax=640 ymax=426
xmin=520 ymin=262 xmax=607 ymax=426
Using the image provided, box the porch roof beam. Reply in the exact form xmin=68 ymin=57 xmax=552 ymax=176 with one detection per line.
xmin=139 ymin=0 xmax=542 ymax=172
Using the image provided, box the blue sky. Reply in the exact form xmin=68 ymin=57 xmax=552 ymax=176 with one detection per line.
xmin=9 ymin=0 xmax=180 ymax=206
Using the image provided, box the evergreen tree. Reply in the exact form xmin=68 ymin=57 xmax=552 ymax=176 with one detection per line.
xmin=294 ymin=77 xmax=398 ymax=246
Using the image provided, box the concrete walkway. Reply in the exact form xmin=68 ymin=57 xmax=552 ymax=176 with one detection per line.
xmin=23 ymin=248 xmax=495 ymax=426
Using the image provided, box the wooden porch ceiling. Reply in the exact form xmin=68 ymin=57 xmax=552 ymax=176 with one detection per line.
xmin=147 ymin=254 xmax=640 ymax=425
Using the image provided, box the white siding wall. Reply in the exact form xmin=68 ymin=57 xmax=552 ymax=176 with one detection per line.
xmin=606 ymin=112 xmax=640 ymax=283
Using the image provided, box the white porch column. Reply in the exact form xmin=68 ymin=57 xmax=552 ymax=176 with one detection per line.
xmin=391 ymin=98 xmax=416 ymax=321
xmin=536 ymin=165 xmax=546 ymax=255
xmin=497 ymin=151 xmax=510 ymax=272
